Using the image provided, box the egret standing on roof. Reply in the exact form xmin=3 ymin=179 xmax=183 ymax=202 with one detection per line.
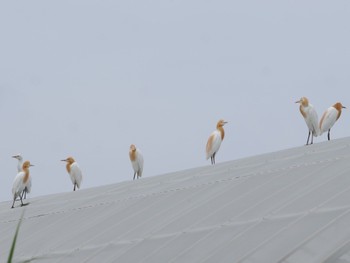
xmin=319 ymin=102 xmax=346 ymax=141
xmin=11 ymin=161 xmax=34 ymax=208
xmin=206 ymin=119 xmax=228 ymax=165
xmin=295 ymin=97 xmax=320 ymax=145
xmin=12 ymin=154 xmax=31 ymax=199
xmin=129 ymin=144 xmax=144 ymax=180
xmin=61 ymin=157 xmax=83 ymax=191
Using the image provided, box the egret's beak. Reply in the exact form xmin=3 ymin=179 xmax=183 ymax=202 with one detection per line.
xmin=343 ymin=106 xmax=347 ymax=109
xmin=30 ymin=164 xmax=34 ymax=167
xmin=61 ymin=159 xmax=67 ymax=162
xmin=295 ymin=100 xmax=301 ymax=104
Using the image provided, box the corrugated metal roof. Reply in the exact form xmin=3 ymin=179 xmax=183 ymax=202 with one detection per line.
xmin=1 ymin=137 xmax=350 ymax=263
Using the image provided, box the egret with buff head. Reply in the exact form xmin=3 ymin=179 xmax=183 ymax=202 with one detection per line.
xmin=61 ymin=157 xmax=83 ymax=191
xmin=319 ymin=102 xmax=346 ymax=141
xmin=206 ymin=119 xmax=228 ymax=165
xmin=129 ymin=144 xmax=144 ymax=180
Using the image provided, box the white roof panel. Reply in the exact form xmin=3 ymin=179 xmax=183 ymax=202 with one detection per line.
xmin=1 ymin=137 xmax=350 ymax=262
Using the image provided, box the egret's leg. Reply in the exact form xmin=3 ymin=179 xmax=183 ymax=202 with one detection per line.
xmin=11 ymin=197 xmax=16 ymax=209
xmin=311 ymin=133 xmax=314 ymax=145
xmin=20 ymin=195 xmax=24 ymax=207
xmin=306 ymin=131 xmax=311 ymax=145
xmin=21 ymin=189 xmax=27 ymax=200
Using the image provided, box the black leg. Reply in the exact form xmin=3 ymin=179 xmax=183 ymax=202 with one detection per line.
xmin=73 ymin=184 xmax=76 ymax=191
xmin=11 ymin=197 xmax=16 ymax=208
xmin=311 ymin=133 xmax=314 ymax=145
xmin=306 ymin=131 xmax=311 ymax=145
xmin=213 ymin=152 xmax=216 ymax=165
xmin=133 ymin=172 xmax=136 ymax=180
xmin=21 ymin=189 xmax=27 ymax=200
xmin=328 ymin=130 xmax=331 ymax=141
xmin=20 ymin=194 xmax=24 ymax=206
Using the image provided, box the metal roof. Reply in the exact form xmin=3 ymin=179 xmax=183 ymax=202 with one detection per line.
xmin=1 ymin=137 xmax=350 ymax=263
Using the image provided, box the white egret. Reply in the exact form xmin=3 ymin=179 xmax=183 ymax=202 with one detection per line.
xmin=11 ymin=161 xmax=34 ymax=208
xmin=12 ymin=154 xmax=31 ymax=199
xmin=129 ymin=144 xmax=144 ymax=180
xmin=61 ymin=157 xmax=83 ymax=191
xmin=319 ymin=102 xmax=346 ymax=141
xmin=206 ymin=119 xmax=227 ymax=165
xmin=295 ymin=97 xmax=320 ymax=145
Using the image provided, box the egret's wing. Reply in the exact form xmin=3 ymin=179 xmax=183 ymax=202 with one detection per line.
xmin=71 ymin=163 xmax=83 ymax=188
xmin=307 ymin=106 xmax=320 ymax=136
xmin=320 ymin=107 xmax=338 ymax=134
xmin=12 ymin=172 xmax=24 ymax=196
xmin=131 ymin=160 xmax=138 ymax=173
xmin=206 ymin=131 xmax=222 ymax=159
xmin=25 ymin=176 xmax=32 ymax=193
xmin=137 ymin=150 xmax=144 ymax=175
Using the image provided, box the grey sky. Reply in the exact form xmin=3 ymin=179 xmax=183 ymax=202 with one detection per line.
xmin=1 ymin=0 xmax=349 ymax=202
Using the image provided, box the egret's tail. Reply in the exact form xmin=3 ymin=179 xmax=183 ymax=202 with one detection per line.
xmin=206 ymin=151 xmax=211 ymax=160
xmin=313 ymin=125 xmax=322 ymax=137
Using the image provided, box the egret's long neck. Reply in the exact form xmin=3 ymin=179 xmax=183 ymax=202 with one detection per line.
xmin=66 ymin=163 xmax=71 ymax=173
xmin=333 ymin=104 xmax=343 ymax=120
xmin=23 ymin=168 xmax=30 ymax=184
xmin=299 ymin=105 xmax=307 ymax=118
xmin=18 ymin=159 xmax=23 ymax=172
xmin=218 ymin=126 xmax=225 ymax=140
xmin=336 ymin=109 xmax=342 ymax=120
xmin=129 ymin=150 xmax=137 ymax=161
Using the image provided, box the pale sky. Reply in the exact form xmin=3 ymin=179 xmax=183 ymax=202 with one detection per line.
xmin=1 ymin=0 xmax=350 ymax=202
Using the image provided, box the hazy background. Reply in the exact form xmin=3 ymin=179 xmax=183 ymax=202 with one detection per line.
xmin=1 ymin=0 xmax=349 ymax=202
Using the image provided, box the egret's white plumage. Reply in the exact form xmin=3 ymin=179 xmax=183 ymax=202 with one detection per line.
xmin=11 ymin=161 xmax=34 ymax=208
xmin=129 ymin=144 xmax=144 ymax=180
xmin=295 ymin=97 xmax=320 ymax=145
xmin=206 ymin=119 xmax=227 ymax=165
xmin=12 ymin=154 xmax=31 ymax=199
xmin=61 ymin=157 xmax=83 ymax=191
xmin=319 ymin=102 xmax=346 ymax=141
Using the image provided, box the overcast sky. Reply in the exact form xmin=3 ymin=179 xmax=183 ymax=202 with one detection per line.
xmin=1 ymin=0 xmax=349 ymax=203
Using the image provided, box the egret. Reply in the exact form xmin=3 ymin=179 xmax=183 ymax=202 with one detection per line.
xmin=12 ymin=154 xmax=31 ymax=199
xmin=129 ymin=144 xmax=144 ymax=180
xmin=61 ymin=157 xmax=83 ymax=191
xmin=11 ymin=161 xmax=34 ymax=208
xmin=206 ymin=119 xmax=228 ymax=165
xmin=319 ymin=102 xmax=346 ymax=141
xmin=295 ymin=97 xmax=320 ymax=145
